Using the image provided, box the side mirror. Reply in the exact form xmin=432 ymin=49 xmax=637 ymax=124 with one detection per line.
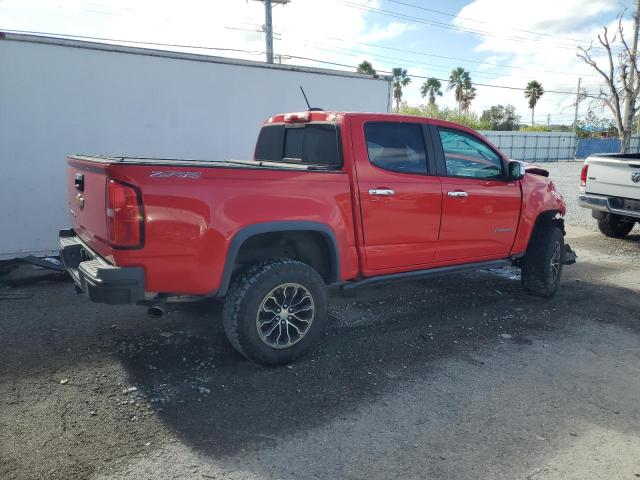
xmin=508 ymin=160 xmax=526 ymax=180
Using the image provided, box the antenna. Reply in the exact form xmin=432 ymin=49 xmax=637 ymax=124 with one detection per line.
xmin=300 ymin=86 xmax=311 ymax=109
xmin=299 ymin=86 xmax=324 ymax=111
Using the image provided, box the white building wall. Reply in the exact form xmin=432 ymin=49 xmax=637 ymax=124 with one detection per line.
xmin=0 ymin=34 xmax=391 ymax=258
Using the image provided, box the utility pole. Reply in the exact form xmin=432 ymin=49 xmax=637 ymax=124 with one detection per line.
xmin=547 ymin=113 xmax=551 ymax=128
xmin=264 ymin=0 xmax=274 ymax=63
xmin=573 ymin=77 xmax=582 ymax=132
xmin=253 ymin=0 xmax=290 ymax=64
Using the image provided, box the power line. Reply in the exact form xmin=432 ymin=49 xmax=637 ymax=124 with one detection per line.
xmin=295 ymin=38 xmax=591 ymax=85
xmin=1 ymin=29 xmax=602 ymax=98
xmin=275 ymin=52 xmax=601 ymax=97
xmin=269 ymin=23 xmax=598 ymax=79
xmin=9 ymin=25 xmax=596 ymax=82
xmin=341 ymin=0 xmax=614 ymax=53
xmin=387 ymin=0 xmax=602 ymax=47
xmin=272 ymin=24 xmax=607 ymax=83
xmin=0 ymin=28 xmax=267 ymax=55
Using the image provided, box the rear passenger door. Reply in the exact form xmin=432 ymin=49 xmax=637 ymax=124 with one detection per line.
xmin=433 ymin=127 xmax=521 ymax=263
xmin=352 ymin=118 xmax=442 ymax=272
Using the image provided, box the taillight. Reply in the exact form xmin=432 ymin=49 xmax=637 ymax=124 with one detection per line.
xmin=580 ymin=162 xmax=588 ymax=187
xmin=106 ymin=179 xmax=144 ymax=248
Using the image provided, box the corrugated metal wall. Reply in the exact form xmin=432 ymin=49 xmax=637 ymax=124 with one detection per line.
xmin=575 ymin=136 xmax=640 ymax=158
xmin=479 ymin=132 xmax=640 ymax=162
xmin=478 ymin=131 xmax=577 ymax=162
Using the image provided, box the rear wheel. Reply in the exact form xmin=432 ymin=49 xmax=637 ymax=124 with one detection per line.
xmin=222 ymin=259 xmax=328 ymax=366
xmin=597 ymin=213 xmax=635 ymax=238
xmin=521 ymin=225 xmax=564 ymax=297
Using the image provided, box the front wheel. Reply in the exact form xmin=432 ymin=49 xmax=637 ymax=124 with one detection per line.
xmin=521 ymin=225 xmax=564 ymax=297
xmin=597 ymin=213 xmax=635 ymax=238
xmin=222 ymin=259 xmax=328 ymax=366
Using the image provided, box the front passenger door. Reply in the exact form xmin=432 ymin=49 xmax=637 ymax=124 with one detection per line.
xmin=434 ymin=127 xmax=521 ymax=263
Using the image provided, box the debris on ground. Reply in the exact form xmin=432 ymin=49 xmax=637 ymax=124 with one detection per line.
xmin=21 ymin=256 xmax=65 ymax=272
xmin=0 ymin=291 xmax=33 ymax=300
xmin=0 ymin=256 xmax=69 ymax=287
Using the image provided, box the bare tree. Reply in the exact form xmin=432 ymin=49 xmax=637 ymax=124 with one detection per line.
xmin=577 ymin=1 xmax=640 ymax=153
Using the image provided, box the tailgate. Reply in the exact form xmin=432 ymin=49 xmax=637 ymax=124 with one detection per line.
xmin=66 ymin=156 xmax=112 ymax=258
xmin=586 ymin=157 xmax=640 ymax=200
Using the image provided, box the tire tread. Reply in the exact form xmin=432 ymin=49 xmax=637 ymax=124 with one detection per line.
xmin=521 ymin=225 xmax=564 ymax=297
xmin=597 ymin=213 xmax=634 ymax=239
xmin=222 ymin=258 xmax=326 ymax=365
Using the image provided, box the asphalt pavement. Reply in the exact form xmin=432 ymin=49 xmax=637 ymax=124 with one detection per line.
xmin=1 ymin=161 xmax=639 ymax=480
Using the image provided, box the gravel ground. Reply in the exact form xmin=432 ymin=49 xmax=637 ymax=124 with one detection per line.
xmin=540 ymin=161 xmax=595 ymax=231
xmin=1 ymin=162 xmax=639 ymax=480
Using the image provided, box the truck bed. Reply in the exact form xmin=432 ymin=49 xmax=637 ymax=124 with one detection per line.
xmin=65 ymin=154 xmax=358 ymax=296
xmin=70 ymin=155 xmax=335 ymax=171
xmin=584 ymin=153 xmax=640 ymax=200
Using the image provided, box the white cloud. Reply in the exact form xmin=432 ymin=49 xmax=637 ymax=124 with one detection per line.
xmin=0 ymin=0 xmax=411 ymax=66
xmin=0 ymin=0 xmax=627 ymax=125
xmin=439 ymin=0 xmax=623 ymax=125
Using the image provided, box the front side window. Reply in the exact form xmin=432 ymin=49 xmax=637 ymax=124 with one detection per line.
xmin=439 ymin=128 xmax=503 ymax=179
xmin=364 ymin=122 xmax=428 ymax=174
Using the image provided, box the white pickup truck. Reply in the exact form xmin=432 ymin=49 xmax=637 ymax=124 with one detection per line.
xmin=578 ymin=154 xmax=640 ymax=238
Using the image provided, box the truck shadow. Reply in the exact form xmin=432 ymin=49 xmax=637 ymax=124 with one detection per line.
xmin=114 ymin=267 xmax=640 ymax=460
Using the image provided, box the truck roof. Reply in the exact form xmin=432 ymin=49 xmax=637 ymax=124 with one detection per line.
xmin=265 ymin=111 xmax=483 ymax=137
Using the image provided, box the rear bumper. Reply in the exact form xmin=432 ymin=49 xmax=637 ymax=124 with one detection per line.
xmin=58 ymin=229 xmax=145 ymax=305
xmin=578 ymin=193 xmax=640 ymax=220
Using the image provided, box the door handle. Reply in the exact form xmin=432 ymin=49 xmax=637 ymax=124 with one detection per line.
xmin=369 ymin=188 xmax=395 ymax=196
xmin=447 ymin=191 xmax=468 ymax=197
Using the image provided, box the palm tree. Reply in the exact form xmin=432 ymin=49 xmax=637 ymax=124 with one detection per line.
xmin=449 ymin=67 xmax=475 ymax=117
xmin=524 ymin=80 xmax=544 ymax=126
xmin=460 ymin=84 xmax=477 ymax=115
xmin=420 ymin=78 xmax=442 ymax=108
xmin=357 ymin=60 xmax=376 ymax=76
xmin=392 ymin=67 xmax=411 ymax=111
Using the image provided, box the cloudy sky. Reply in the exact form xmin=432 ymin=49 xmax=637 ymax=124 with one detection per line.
xmin=0 ymin=0 xmax=631 ymax=125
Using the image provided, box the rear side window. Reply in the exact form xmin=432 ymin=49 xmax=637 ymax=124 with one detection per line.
xmin=438 ymin=128 xmax=503 ymax=179
xmin=254 ymin=124 xmax=285 ymax=161
xmin=254 ymin=124 xmax=341 ymax=167
xmin=364 ymin=122 xmax=428 ymax=174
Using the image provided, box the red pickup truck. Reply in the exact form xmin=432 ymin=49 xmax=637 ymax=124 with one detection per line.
xmin=59 ymin=110 xmax=574 ymax=365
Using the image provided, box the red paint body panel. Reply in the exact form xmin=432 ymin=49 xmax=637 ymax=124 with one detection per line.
xmin=510 ymin=173 xmax=566 ymax=255
xmin=64 ymin=112 xmax=567 ymax=297
xmin=436 ymin=177 xmax=521 ymax=262
xmin=349 ymin=114 xmax=442 ymax=272
xmin=67 ymin=158 xmax=359 ymax=295
xmin=66 ymin=159 xmax=112 ymax=260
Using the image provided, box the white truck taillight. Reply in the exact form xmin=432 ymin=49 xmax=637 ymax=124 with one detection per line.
xmin=106 ymin=179 xmax=144 ymax=248
xmin=580 ymin=162 xmax=589 ymax=188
